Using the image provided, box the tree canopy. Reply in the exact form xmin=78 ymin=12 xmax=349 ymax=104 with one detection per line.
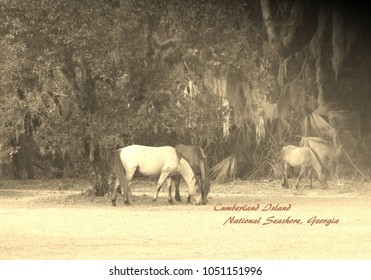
xmin=1 ymin=0 xmax=370 ymax=190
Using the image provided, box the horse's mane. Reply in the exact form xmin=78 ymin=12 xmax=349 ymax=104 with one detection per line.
xmin=175 ymin=149 xmax=183 ymax=162
xmin=176 ymin=150 xmax=198 ymax=178
xmin=197 ymin=146 xmax=207 ymax=159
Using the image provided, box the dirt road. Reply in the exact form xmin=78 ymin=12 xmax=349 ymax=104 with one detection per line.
xmin=0 ymin=179 xmax=370 ymax=259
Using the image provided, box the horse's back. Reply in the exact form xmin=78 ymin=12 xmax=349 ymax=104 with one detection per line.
xmin=119 ymin=145 xmax=179 ymax=174
xmin=282 ymin=145 xmax=312 ymax=167
xmin=121 ymin=144 xmax=176 ymax=156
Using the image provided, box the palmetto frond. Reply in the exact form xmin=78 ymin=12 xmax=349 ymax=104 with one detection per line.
xmin=301 ymin=104 xmax=345 ymax=141
xmin=210 ymin=154 xmax=237 ymax=183
xmin=300 ymin=137 xmax=334 ymax=169
xmin=302 ymin=113 xmax=333 ymax=140
xmin=313 ymin=104 xmax=347 ymax=125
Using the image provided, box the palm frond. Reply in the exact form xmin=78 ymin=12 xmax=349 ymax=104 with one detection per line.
xmin=313 ymin=104 xmax=347 ymax=124
xmin=301 ymin=113 xmax=334 ymax=140
xmin=210 ymin=154 xmax=237 ymax=183
xmin=301 ymin=105 xmax=346 ymax=140
xmin=300 ymin=137 xmax=333 ymax=168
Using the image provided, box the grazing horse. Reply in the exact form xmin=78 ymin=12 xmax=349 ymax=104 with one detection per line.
xmin=111 ymin=145 xmax=202 ymax=206
xmin=173 ymin=144 xmax=210 ymax=204
xmin=281 ymin=145 xmax=327 ymax=190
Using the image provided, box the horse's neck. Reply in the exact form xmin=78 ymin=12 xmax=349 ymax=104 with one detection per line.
xmin=178 ymin=157 xmax=195 ymax=184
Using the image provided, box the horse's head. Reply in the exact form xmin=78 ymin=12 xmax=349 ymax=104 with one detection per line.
xmin=200 ymin=177 xmax=210 ymax=205
xmin=194 ymin=174 xmax=210 ymax=205
xmin=318 ymin=172 xmax=328 ymax=188
xmin=189 ymin=173 xmax=209 ymax=205
xmin=192 ymin=175 xmax=203 ymax=205
xmin=177 ymin=156 xmax=203 ymax=205
xmin=193 ymin=190 xmax=203 ymax=205
xmin=202 ymin=192 xmax=209 ymax=205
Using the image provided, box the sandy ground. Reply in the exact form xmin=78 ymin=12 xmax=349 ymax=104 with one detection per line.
xmin=0 ymin=178 xmax=370 ymax=260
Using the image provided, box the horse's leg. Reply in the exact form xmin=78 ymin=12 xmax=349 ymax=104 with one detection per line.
xmin=174 ymin=175 xmax=182 ymax=202
xmin=282 ymin=162 xmax=289 ymax=188
xmin=111 ymin=185 xmax=119 ymax=206
xmin=281 ymin=163 xmax=286 ymax=187
xmin=308 ymin=167 xmax=313 ymax=189
xmin=282 ymin=176 xmax=287 ymax=188
xmin=112 ymin=182 xmax=130 ymax=206
xmin=320 ymin=173 xmax=328 ymax=189
xmin=153 ymin=171 xmax=170 ymax=202
xmin=295 ymin=166 xmax=305 ymax=190
xmin=165 ymin=177 xmax=174 ymax=205
xmin=122 ymin=169 xmax=135 ymax=205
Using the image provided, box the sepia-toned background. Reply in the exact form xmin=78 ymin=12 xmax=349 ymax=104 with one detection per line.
xmin=1 ymin=0 xmax=370 ymax=260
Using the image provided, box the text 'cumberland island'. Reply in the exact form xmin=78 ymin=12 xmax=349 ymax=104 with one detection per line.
xmin=214 ymin=203 xmax=291 ymax=212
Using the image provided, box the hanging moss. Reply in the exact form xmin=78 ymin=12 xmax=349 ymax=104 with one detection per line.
xmin=332 ymin=4 xmax=345 ymax=80
xmin=277 ymin=60 xmax=286 ymax=86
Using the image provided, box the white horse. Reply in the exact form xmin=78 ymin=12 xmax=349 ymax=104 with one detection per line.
xmin=111 ymin=145 xmax=202 ymax=205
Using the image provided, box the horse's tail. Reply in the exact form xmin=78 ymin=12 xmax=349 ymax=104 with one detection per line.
xmin=114 ymin=149 xmax=131 ymax=197
xmin=198 ymin=147 xmax=210 ymax=201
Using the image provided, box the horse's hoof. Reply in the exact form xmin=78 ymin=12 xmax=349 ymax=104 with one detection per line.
xmin=111 ymin=201 xmax=117 ymax=207
xmin=175 ymin=196 xmax=181 ymax=202
xmin=168 ymin=200 xmax=174 ymax=205
xmin=124 ymin=200 xmax=131 ymax=206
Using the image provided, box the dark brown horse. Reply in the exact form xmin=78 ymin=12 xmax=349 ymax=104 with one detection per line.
xmin=173 ymin=144 xmax=210 ymax=204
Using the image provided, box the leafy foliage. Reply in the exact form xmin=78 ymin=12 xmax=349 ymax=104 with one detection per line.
xmin=1 ymin=0 xmax=370 ymax=187
xmin=0 ymin=0 xmax=230 ymax=189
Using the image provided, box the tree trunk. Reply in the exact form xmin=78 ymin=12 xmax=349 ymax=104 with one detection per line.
xmin=11 ymin=134 xmax=36 ymax=179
